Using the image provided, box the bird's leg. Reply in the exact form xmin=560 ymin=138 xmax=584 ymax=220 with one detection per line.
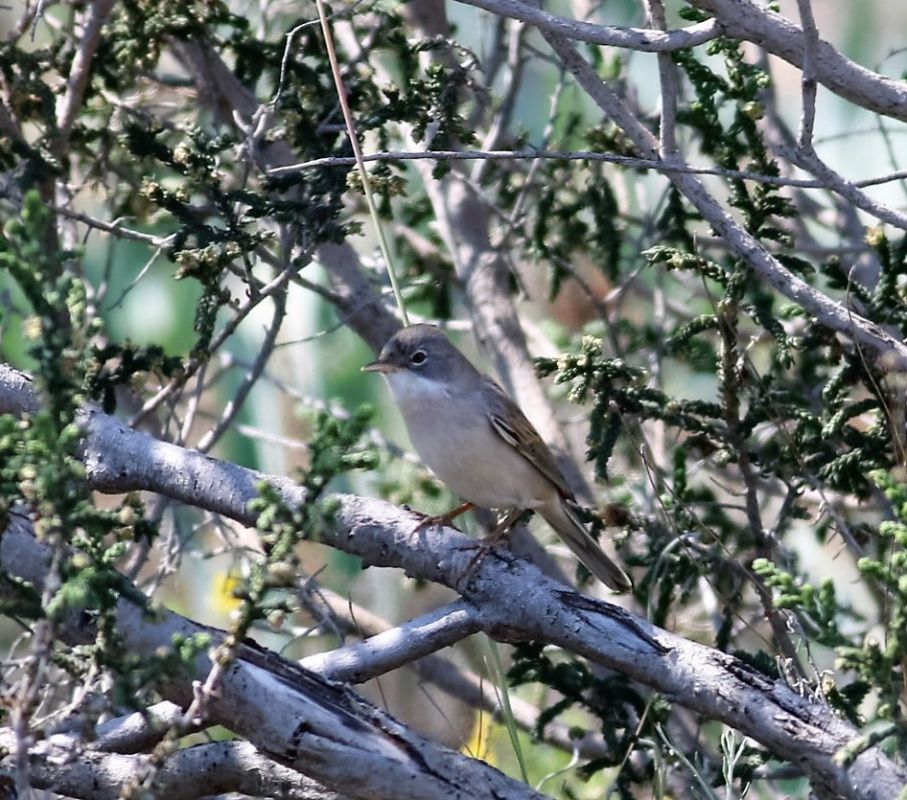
xmin=485 ymin=508 xmax=526 ymax=545
xmin=412 ymin=501 xmax=476 ymax=533
xmin=461 ymin=508 xmax=528 ymax=576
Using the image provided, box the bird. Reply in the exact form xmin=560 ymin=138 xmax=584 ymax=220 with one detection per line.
xmin=362 ymin=324 xmax=631 ymax=591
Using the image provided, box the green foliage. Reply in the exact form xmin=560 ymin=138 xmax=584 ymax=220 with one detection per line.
xmin=241 ymin=405 xmax=376 ymax=635
xmin=835 ymin=470 xmax=907 ymax=728
xmin=86 ymin=342 xmax=183 ymax=414
xmin=509 ymin=641 xmax=654 ymax=787
xmin=109 ymin=631 xmax=212 ymax=709
xmin=0 ymin=192 xmax=158 ymax=690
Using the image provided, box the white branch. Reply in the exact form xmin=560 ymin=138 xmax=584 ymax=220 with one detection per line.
xmin=300 ymin=600 xmax=481 ymax=682
xmin=447 ymin=0 xmax=719 ymax=51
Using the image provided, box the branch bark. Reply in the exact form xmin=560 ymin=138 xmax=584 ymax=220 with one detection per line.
xmin=441 ymin=0 xmax=720 ymax=51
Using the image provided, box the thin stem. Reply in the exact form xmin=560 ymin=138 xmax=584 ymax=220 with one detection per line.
xmin=314 ymin=0 xmax=409 ymax=326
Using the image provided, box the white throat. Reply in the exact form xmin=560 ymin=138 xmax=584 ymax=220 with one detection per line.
xmin=385 ymin=370 xmax=451 ymax=412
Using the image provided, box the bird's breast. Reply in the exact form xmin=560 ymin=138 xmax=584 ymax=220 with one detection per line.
xmin=386 ymin=373 xmax=551 ymax=509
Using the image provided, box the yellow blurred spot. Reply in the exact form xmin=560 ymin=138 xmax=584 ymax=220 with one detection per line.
xmin=462 ymin=710 xmax=497 ymax=766
xmin=211 ymin=570 xmax=243 ymax=617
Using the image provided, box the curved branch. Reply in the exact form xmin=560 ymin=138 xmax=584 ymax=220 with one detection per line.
xmin=437 ymin=0 xmax=720 ymax=51
xmin=300 ymin=600 xmax=481 ymax=683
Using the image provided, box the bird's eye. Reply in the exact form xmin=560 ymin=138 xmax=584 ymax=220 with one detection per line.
xmin=411 ymin=350 xmax=427 ymax=366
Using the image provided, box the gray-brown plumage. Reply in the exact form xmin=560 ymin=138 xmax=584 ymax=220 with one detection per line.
xmin=363 ymin=325 xmax=631 ymax=591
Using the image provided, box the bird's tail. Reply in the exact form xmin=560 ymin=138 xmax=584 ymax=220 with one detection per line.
xmin=539 ymin=498 xmax=632 ymax=592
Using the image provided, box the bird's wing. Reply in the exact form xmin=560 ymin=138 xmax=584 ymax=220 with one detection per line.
xmin=481 ymin=377 xmax=576 ymax=500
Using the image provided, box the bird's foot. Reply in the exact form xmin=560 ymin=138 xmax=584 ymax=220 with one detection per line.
xmin=411 ymin=501 xmax=476 ymax=534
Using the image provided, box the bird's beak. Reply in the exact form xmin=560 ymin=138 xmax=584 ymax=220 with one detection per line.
xmin=361 ymin=359 xmax=400 ymax=374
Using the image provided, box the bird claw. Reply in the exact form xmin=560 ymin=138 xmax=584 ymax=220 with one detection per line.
xmin=410 ymin=502 xmax=476 ymax=534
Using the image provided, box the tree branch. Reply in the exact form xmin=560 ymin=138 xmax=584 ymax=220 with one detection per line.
xmin=0 ymin=511 xmax=545 ymax=800
xmin=434 ymin=0 xmax=720 ymax=51
xmin=300 ymin=600 xmax=481 ymax=683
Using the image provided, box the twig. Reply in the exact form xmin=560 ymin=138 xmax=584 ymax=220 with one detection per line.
xmin=449 ymin=0 xmax=719 ymax=52
xmin=314 ymin=0 xmax=409 ymax=325
xmin=645 ymin=0 xmax=679 ymax=160
xmin=795 ymin=0 xmax=818 ymax=149
xmin=195 ymin=287 xmax=287 ymax=452
xmin=267 ymin=147 xmax=907 ymax=190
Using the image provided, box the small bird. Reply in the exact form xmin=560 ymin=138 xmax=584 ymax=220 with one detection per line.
xmin=362 ymin=324 xmax=631 ymax=591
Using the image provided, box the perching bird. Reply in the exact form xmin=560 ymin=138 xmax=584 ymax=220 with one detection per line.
xmin=363 ymin=324 xmax=631 ymax=591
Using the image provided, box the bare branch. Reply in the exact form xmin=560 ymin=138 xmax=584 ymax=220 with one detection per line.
xmin=266 ymin=148 xmax=907 ymax=191
xmin=301 ymin=600 xmax=481 ymax=682
xmin=795 ymin=0 xmax=819 ymax=149
xmin=449 ymin=0 xmax=719 ymax=51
